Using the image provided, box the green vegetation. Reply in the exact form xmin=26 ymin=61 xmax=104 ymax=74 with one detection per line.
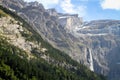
xmin=0 ymin=9 xmax=8 ymax=17
xmin=0 ymin=5 xmax=79 ymax=66
xmin=0 ymin=5 xmax=106 ymax=80
xmin=0 ymin=36 xmax=106 ymax=80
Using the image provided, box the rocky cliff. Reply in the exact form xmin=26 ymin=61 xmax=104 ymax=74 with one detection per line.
xmin=76 ymin=20 xmax=120 ymax=80
xmin=0 ymin=5 xmax=106 ymax=80
xmin=1 ymin=0 xmax=120 ymax=80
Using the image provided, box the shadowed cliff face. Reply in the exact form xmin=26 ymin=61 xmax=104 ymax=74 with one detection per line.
xmin=75 ymin=20 xmax=120 ymax=79
xmin=1 ymin=0 xmax=120 ymax=79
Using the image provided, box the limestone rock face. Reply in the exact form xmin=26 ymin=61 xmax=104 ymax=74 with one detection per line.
xmin=77 ymin=20 xmax=120 ymax=80
xmin=1 ymin=0 xmax=120 ymax=79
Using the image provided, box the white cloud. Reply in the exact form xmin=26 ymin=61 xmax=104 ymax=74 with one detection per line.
xmin=38 ymin=0 xmax=59 ymax=8
xmin=36 ymin=0 xmax=59 ymax=5
xmin=24 ymin=0 xmax=86 ymax=17
xmin=101 ymin=0 xmax=120 ymax=10
xmin=60 ymin=0 xmax=74 ymax=13
xmin=24 ymin=0 xmax=59 ymax=8
xmin=60 ymin=0 xmax=86 ymax=17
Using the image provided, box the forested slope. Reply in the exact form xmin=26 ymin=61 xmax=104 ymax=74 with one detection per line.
xmin=0 ymin=5 xmax=106 ymax=80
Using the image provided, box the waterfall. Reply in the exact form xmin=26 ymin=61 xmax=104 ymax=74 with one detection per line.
xmin=87 ymin=48 xmax=94 ymax=71
xmin=89 ymin=49 xmax=94 ymax=71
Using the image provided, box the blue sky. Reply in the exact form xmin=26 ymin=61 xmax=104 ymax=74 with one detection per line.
xmin=24 ymin=0 xmax=120 ymax=21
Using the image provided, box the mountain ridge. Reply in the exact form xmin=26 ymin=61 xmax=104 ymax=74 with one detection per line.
xmin=0 ymin=5 xmax=106 ymax=80
xmin=1 ymin=0 xmax=120 ymax=80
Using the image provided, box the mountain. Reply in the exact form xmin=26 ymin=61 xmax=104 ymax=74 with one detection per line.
xmin=0 ymin=4 xmax=106 ymax=80
xmin=0 ymin=0 xmax=84 ymax=63
xmin=1 ymin=0 xmax=120 ymax=80
xmin=76 ymin=20 xmax=120 ymax=80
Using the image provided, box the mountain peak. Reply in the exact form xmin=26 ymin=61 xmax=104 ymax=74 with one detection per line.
xmin=27 ymin=1 xmax=40 ymax=7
